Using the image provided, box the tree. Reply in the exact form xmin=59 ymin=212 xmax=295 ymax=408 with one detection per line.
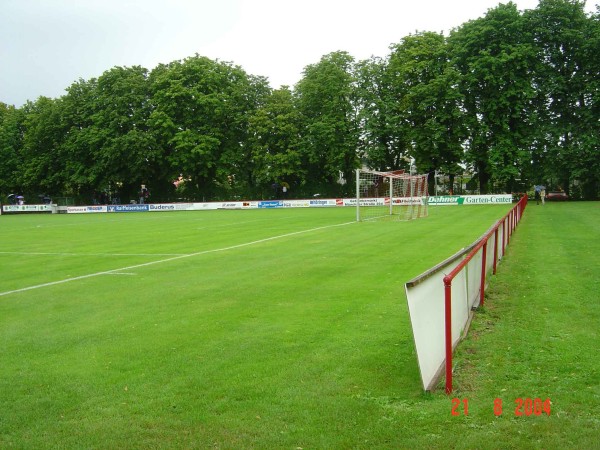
xmin=92 ymin=66 xmax=163 ymax=200
xmin=217 ymin=73 xmax=271 ymax=199
xmin=18 ymin=97 xmax=68 ymax=197
xmin=388 ymin=32 xmax=465 ymax=191
xmin=526 ymin=0 xmax=597 ymax=198
xmin=577 ymin=6 xmax=600 ymax=199
xmin=449 ymin=3 xmax=537 ymax=193
xmin=354 ymin=56 xmax=410 ymax=171
xmin=0 ymin=103 xmax=25 ymax=198
xmin=247 ymin=86 xmax=303 ymax=197
xmin=59 ymin=77 xmax=103 ymax=199
xmin=148 ymin=55 xmax=268 ymax=200
xmin=295 ymin=51 xmax=360 ymax=195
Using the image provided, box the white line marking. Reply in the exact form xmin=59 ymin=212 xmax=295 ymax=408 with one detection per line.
xmin=0 ymin=221 xmax=354 ymax=297
xmin=0 ymin=252 xmax=187 ymax=257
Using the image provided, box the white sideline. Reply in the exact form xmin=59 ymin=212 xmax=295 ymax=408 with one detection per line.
xmin=0 ymin=221 xmax=354 ymax=297
xmin=0 ymin=252 xmax=187 ymax=257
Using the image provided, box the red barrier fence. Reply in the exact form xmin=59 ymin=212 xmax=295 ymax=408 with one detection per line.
xmin=442 ymin=195 xmax=528 ymax=394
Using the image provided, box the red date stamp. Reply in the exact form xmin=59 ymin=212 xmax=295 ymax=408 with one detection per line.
xmin=451 ymin=398 xmax=551 ymax=416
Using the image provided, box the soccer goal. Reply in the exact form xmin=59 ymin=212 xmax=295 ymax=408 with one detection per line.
xmin=355 ymin=169 xmax=429 ymax=221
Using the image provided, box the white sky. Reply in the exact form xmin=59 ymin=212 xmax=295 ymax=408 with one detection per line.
xmin=1 ymin=0 xmax=597 ymax=106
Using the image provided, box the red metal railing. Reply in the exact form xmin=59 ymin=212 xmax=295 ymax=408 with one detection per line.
xmin=442 ymin=195 xmax=528 ymax=394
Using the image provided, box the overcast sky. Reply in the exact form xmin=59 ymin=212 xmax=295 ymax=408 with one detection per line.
xmin=1 ymin=0 xmax=597 ymax=107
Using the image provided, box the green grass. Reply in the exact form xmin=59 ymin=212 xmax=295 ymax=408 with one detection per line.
xmin=0 ymin=203 xmax=597 ymax=448
xmin=445 ymin=201 xmax=600 ymax=449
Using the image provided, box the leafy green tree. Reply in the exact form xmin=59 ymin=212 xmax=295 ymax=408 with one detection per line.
xmin=354 ymin=56 xmax=410 ymax=171
xmin=526 ymin=0 xmax=597 ymax=197
xmin=0 ymin=103 xmax=25 ymax=198
xmin=59 ymin=77 xmax=103 ymax=200
xmin=148 ymin=55 xmax=268 ymax=200
xmin=92 ymin=66 xmax=163 ymax=200
xmin=295 ymin=51 xmax=360 ymax=195
xmin=217 ymin=73 xmax=271 ymax=199
xmin=388 ymin=32 xmax=465 ymax=191
xmin=578 ymin=6 xmax=600 ymax=198
xmin=18 ymin=97 xmax=68 ymax=197
xmin=247 ymin=86 xmax=303 ymax=198
xmin=449 ymin=3 xmax=537 ymax=193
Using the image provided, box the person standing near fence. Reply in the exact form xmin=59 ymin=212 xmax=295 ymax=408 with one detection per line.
xmin=139 ymin=185 xmax=149 ymax=204
xmin=534 ymin=185 xmax=545 ymax=205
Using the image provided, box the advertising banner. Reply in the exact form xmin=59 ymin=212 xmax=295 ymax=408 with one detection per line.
xmin=66 ymin=206 xmax=88 ymax=214
xmin=149 ymin=203 xmax=199 ymax=212
xmin=283 ymin=200 xmax=310 ymax=208
xmin=2 ymin=204 xmax=54 ymax=213
xmin=258 ymin=201 xmax=283 ymax=209
xmin=218 ymin=202 xmax=247 ymax=210
xmin=308 ymin=199 xmax=337 ymax=207
xmin=107 ymin=204 xmax=150 ymax=213
xmin=190 ymin=202 xmax=220 ymax=211
xmin=85 ymin=206 xmax=107 ymax=213
xmin=33 ymin=194 xmax=515 ymax=216
xmin=427 ymin=195 xmax=512 ymax=206
xmin=343 ymin=198 xmax=387 ymax=207
xmin=67 ymin=206 xmax=107 ymax=213
xmin=392 ymin=197 xmax=426 ymax=206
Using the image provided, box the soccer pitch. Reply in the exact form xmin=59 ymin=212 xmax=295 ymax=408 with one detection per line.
xmin=1 ymin=205 xmax=514 ymax=448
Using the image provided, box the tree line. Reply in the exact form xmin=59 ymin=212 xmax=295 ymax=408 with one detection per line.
xmin=1 ymin=0 xmax=598 ymax=204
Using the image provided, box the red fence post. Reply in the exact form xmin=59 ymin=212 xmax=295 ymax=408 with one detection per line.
xmin=502 ymin=219 xmax=506 ymax=257
xmin=507 ymin=212 xmax=512 ymax=247
xmin=513 ymin=208 xmax=516 ymax=231
xmin=493 ymin=228 xmax=499 ymax=275
xmin=443 ymin=276 xmax=453 ymax=394
xmin=480 ymin=241 xmax=487 ymax=307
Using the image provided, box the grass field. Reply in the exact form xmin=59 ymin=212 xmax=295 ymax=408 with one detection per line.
xmin=0 ymin=203 xmax=597 ymax=449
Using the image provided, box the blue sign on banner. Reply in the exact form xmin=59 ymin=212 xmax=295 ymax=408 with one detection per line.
xmin=108 ymin=204 xmax=150 ymax=213
xmin=258 ymin=201 xmax=283 ymax=209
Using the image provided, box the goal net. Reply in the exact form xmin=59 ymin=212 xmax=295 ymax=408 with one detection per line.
xmin=355 ymin=169 xmax=429 ymax=221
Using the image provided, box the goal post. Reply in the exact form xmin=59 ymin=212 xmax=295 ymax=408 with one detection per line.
xmin=355 ymin=169 xmax=429 ymax=222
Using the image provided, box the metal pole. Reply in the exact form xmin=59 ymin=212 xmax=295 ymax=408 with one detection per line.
xmin=389 ymin=176 xmax=393 ymax=216
xmin=443 ymin=276 xmax=453 ymax=394
xmin=480 ymin=241 xmax=487 ymax=307
xmin=493 ymin=228 xmax=499 ymax=275
xmin=356 ymin=169 xmax=360 ymax=222
xmin=502 ymin=219 xmax=507 ymax=257
xmin=410 ymin=175 xmax=415 ymax=219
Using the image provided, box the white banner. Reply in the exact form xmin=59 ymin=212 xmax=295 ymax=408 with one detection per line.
xmin=56 ymin=195 xmax=514 ymax=214
xmin=428 ymin=195 xmax=513 ymax=206
xmin=2 ymin=204 xmax=54 ymax=213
